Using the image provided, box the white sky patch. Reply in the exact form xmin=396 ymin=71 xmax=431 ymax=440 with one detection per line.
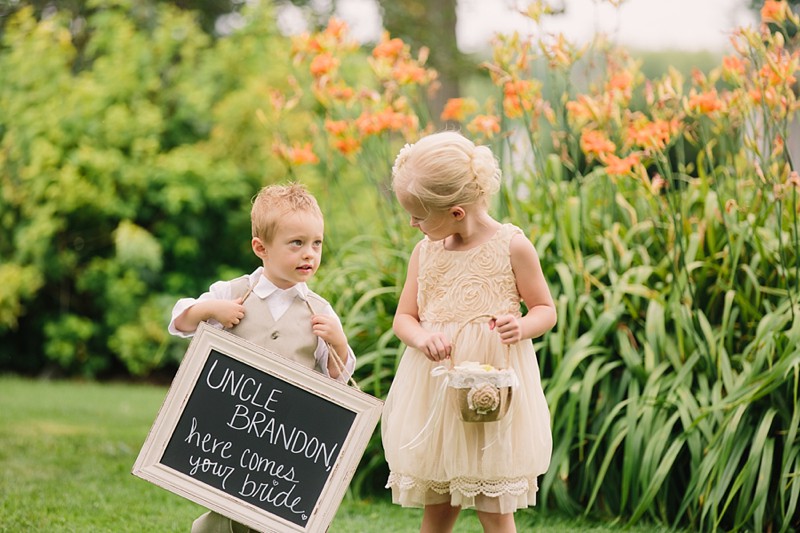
xmin=330 ymin=0 xmax=760 ymax=54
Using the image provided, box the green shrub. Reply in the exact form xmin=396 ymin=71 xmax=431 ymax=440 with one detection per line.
xmin=0 ymin=2 xmax=297 ymax=376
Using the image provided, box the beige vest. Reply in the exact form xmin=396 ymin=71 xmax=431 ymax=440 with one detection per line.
xmin=227 ymin=277 xmax=326 ymax=372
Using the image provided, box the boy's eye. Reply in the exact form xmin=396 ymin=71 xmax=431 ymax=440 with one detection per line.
xmin=314 ymin=240 xmax=323 ymax=247
xmin=291 ymin=240 xmax=302 ymax=246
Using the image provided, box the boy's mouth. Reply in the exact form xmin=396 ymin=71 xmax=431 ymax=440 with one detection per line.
xmin=297 ymin=265 xmax=313 ymax=272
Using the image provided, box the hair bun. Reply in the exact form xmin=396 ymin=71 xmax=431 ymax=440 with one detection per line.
xmin=470 ymin=145 xmax=500 ymax=185
xmin=392 ymin=143 xmax=414 ymax=176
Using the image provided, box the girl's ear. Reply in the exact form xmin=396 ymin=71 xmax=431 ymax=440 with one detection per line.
xmin=252 ymin=237 xmax=268 ymax=259
xmin=450 ymin=206 xmax=466 ymax=220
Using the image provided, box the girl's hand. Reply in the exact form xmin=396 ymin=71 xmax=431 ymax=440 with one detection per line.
xmin=416 ymin=331 xmax=452 ymax=362
xmin=311 ymin=314 xmax=347 ymax=349
xmin=212 ymin=298 xmax=246 ymax=328
xmin=489 ymin=314 xmax=522 ymax=344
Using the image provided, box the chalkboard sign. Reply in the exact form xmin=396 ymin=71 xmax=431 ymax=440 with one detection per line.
xmin=132 ymin=322 xmax=383 ymax=532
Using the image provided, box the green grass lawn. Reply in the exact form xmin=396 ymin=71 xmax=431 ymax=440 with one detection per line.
xmin=0 ymin=376 xmax=679 ymax=532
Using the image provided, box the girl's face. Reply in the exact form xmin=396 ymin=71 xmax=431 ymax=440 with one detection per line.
xmin=253 ymin=211 xmax=324 ymax=289
xmin=396 ymin=190 xmax=453 ymax=241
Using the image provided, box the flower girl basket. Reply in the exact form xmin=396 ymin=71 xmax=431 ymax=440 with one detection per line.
xmin=401 ymin=314 xmax=521 ymax=450
xmin=447 ymin=314 xmax=519 ymax=423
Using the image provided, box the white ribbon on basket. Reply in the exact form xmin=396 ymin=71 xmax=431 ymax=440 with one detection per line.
xmin=401 ymin=364 xmax=518 ymax=451
xmin=401 ymin=365 xmax=450 ymax=450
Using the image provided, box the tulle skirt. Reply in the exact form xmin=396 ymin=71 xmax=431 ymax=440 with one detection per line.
xmin=381 ymin=322 xmax=552 ymax=514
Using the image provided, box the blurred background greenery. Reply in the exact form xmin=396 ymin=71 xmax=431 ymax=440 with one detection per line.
xmin=2 ymin=1 xmax=800 ymax=531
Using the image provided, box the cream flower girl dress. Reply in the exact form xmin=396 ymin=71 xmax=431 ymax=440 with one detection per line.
xmin=382 ymin=223 xmax=552 ymax=514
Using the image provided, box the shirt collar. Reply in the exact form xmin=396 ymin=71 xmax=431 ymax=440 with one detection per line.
xmin=249 ymin=267 xmax=308 ymax=300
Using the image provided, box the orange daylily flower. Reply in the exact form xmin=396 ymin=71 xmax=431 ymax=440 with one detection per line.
xmin=331 ymin=85 xmax=355 ymax=101
xmin=373 ymin=35 xmax=405 ymax=60
xmin=291 ymin=32 xmax=323 ymax=55
xmin=758 ymin=57 xmax=798 ymax=87
xmin=441 ymin=98 xmax=478 ymax=122
xmin=566 ymin=95 xmax=596 ymax=123
xmin=566 ymin=94 xmax=611 ymax=127
xmin=749 ymin=86 xmax=782 ymax=108
xmin=324 ymin=18 xmax=348 ymax=40
xmin=467 ymin=114 xmax=502 ymax=138
xmin=607 ymin=70 xmax=633 ymax=96
xmin=324 ymin=119 xmax=350 ymax=136
xmin=687 ymin=89 xmax=724 ymax=115
xmin=273 ymin=142 xmax=319 ymax=166
xmin=310 ymin=52 xmax=338 ymax=77
xmin=580 ymin=129 xmax=616 ymax=159
xmin=722 ymin=55 xmax=746 ymax=78
xmin=334 ymin=136 xmax=361 ymax=155
xmin=761 ymin=0 xmax=789 ymax=23
xmin=392 ymin=60 xmax=429 ymax=84
xmin=626 ymin=118 xmax=678 ymax=151
xmin=503 ymin=80 xmax=538 ymax=119
xmin=604 ymin=153 xmax=640 ymax=176
xmin=355 ymin=108 xmax=413 ymax=136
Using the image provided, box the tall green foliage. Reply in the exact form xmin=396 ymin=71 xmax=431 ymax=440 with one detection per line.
xmin=279 ymin=10 xmax=800 ymax=531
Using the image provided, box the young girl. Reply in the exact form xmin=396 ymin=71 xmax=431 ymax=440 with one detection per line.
xmin=381 ymin=131 xmax=555 ymax=533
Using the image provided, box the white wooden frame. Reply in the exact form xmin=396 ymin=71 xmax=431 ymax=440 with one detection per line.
xmin=132 ymin=322 xmax=383 ymax=533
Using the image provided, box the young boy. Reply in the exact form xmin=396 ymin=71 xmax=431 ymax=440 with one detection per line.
xmin=168 ymin=183 xmax=355 ymax=533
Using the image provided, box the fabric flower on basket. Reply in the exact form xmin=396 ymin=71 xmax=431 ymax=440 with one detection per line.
xmin=447 ymin=360 xmax=518 ymax=422
xmin=467 ymin=382 xmax=501 ymax=415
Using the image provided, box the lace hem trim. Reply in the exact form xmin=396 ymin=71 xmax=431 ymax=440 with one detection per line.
xmin=386 ymin=472 xmax=532 ymax=498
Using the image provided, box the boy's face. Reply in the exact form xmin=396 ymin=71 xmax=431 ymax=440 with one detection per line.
xmin=253 ymin=210 xmax=324 ymax=289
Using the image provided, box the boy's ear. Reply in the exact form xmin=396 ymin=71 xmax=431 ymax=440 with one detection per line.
xmin=450 ymin=206 xmax=466 ymax=220
xmin=252 ymin=237 xmax=268 ymax=259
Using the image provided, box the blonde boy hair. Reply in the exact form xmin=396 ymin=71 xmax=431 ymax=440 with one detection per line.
xmin=251 ymin=183 xmax=323 ymax=243
xmin=391 ymin=131 xmax=501 ymax=214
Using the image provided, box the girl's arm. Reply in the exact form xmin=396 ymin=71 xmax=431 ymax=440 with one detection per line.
xmin=393 ymin=242 xmax=452 ymax=361
xmin=492 ymin=233 xmax=557 ymax=344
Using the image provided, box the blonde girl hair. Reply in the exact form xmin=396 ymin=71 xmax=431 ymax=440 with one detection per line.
xmin=251 ymin=183 xmax=323 ymax=243
xmin=391 ymin=131 xmax=501 ymax=214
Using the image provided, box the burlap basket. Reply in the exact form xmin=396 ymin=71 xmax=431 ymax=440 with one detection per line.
xmin=447 ymin=314 xmax=518 ymax=423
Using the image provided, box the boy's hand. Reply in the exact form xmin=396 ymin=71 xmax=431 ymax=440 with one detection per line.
xmin=489 ymin=314 xmax=522 ymax=344
xmin=214 ymin=298 xmax=246 ymax=329
xmin=310 ymin=314 xmax=347 ymax=349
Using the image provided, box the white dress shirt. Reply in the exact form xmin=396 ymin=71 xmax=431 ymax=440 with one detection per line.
xmin=169 ymin=267 xmax=355 ymax=381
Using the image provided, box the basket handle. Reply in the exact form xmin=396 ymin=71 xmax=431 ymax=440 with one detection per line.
xmin=448 ymin=313 xmax=510 ymax=370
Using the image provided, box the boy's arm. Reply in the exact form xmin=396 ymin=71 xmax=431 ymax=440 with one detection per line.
xmin=310 ymin=306 xmax=355 ymax=381
xmin=173 ymin=298 xmax=245 ymax=333
xmin=168 ymin=278 xmax=246 ymax=336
